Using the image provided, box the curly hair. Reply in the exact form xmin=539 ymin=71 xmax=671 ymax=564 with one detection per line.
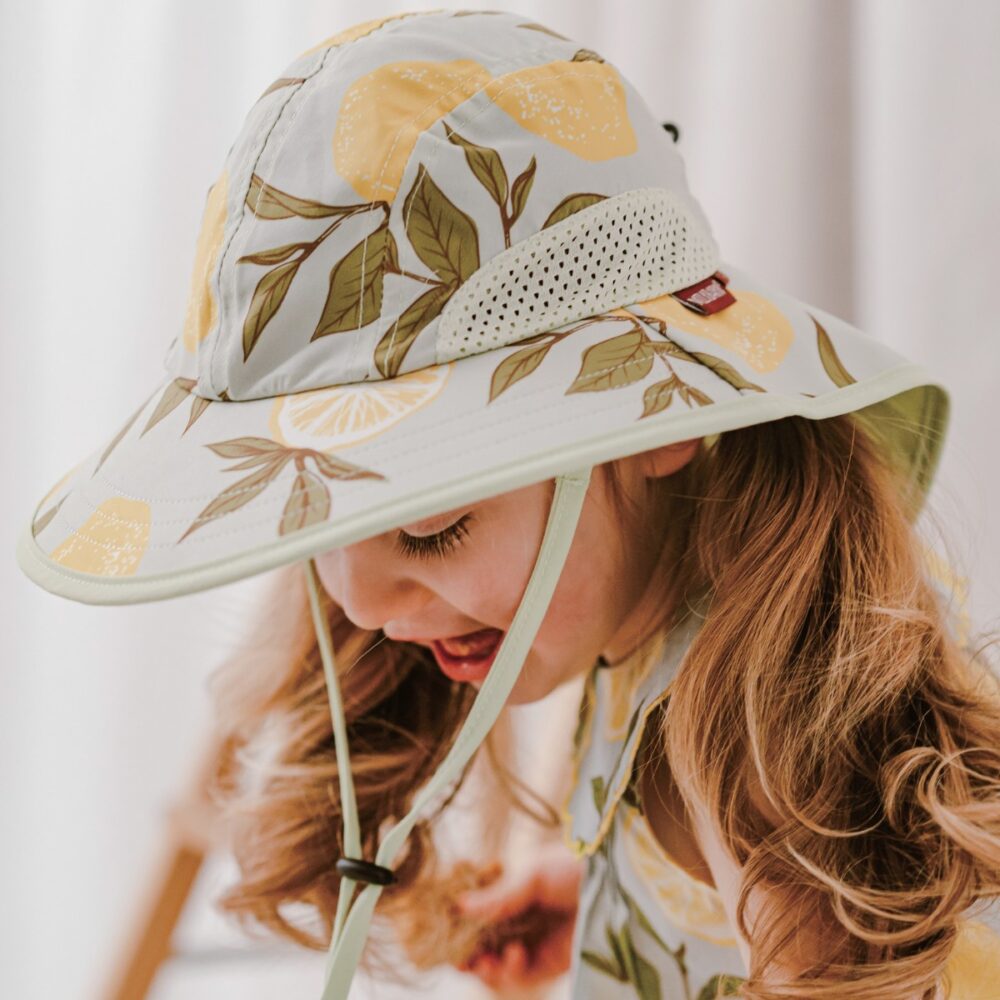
xmin=203 ymin=410 xmax=1000 ymax=997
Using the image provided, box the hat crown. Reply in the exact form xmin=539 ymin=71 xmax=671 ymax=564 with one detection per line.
xmin=164 ymin=9 xmax=720 ymax=401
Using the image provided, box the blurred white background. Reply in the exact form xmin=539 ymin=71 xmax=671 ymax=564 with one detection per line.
xmin=4 ymin=1 xmax=999 ymax=998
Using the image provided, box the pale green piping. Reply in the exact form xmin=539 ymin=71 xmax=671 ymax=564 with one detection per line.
xmin=304 ymin=467 xmax=592 ymax=999
xmin=15 ymin=365 xmax=946 ymax=607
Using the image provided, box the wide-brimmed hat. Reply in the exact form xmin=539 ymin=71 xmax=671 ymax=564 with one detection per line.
xmin=14 ymin=9 xmax=950 ymax=997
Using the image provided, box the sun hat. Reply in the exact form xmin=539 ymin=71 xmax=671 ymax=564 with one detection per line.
xmin=15 ymin=8 xmax=950 ymax=997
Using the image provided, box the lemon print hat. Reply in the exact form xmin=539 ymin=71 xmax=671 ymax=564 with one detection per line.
xmin=15 ymin=9 xmax=949 ymax=997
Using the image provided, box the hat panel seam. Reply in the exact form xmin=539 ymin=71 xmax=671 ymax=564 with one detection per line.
xmin=381 ymin=58 xmax=650 ymax=376
xmin=208 ymin=9 xmax=455 ymax=398
xmin=209 ymin=45 xmax=339 ymax=398
xmin=348 ymin=46 xmax=598 ymax=381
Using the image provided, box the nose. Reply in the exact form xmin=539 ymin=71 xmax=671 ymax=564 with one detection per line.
xmin=317 ymin=540 xmax=429 ymax=633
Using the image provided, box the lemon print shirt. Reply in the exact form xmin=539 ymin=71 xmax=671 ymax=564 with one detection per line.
xmin=561 ymin=604 xmax=1000 ymax=1000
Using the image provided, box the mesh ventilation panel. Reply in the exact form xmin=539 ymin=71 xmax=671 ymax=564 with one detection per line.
xmin=436 ymin=187 xmax=719 ymax=364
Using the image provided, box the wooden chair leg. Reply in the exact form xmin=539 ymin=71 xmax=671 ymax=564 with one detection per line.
xmin=99 ymin=737 xmax=228 ymax=1000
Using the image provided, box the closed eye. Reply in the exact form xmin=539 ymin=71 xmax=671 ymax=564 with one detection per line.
xmin=394 ymin=513 xmax=474 ymax=561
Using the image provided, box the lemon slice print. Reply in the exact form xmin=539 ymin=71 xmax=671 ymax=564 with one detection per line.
xmin=333 ymin=60 xmax=494 ymax=202
xmin=619 ymin=803 xmax=737 ymax=947
xmin=182 ymin=170 xmax=228 ymax=354
xmin=485 ymin=59 xmax=637 ymax=161
xmin=50 ymin=497 xmax=152 ymax=577
xmin=601 ymin=657 xmax=652 ymax=742
xmin=269 ymin=363 xmax=451 ymax=450
xmin=637 ymin=289 xmax=795 ymax=374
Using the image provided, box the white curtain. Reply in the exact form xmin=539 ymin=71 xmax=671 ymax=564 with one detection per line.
xmin=4 ymin=2 xmax=998 ymax=998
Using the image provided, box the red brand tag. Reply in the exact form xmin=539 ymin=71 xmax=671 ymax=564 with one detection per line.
xmin=670 ymin=271 xmax=736 ymax=315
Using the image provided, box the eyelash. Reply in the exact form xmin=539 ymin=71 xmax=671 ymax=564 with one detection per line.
xmin=394 ymin=513 xmax=474 ymax=561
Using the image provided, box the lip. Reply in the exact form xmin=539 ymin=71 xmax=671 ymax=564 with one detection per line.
xmin=430 ymin=629 xmax=504 ymax=683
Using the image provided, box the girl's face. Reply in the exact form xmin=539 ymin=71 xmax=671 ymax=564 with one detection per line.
xmin=315 ymin=440 xmax=700 ymax=705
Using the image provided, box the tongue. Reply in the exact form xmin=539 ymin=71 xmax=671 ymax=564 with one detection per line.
xmin=439 ymin=628 xmax=503 ymax=657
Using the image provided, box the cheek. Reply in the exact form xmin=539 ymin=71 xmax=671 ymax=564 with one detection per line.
xmin=312 ymin=551 xmax=342 ymax=604
xmin=533 ymin=501 xmax=624 ymax=649
xmin=460 ymin=529 xmax=543 ymax=627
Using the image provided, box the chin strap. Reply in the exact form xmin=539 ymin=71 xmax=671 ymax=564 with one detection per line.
xmin=301 ymin=468 xmax=593 ymax=999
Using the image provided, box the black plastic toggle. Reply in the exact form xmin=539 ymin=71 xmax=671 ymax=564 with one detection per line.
xmin=661 ymin=121 xmax=681 ymax=143
xmin=335 ymin=856 xmax=397 ymax=886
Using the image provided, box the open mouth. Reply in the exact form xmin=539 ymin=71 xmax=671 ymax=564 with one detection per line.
xmin=431 ymin=628 xmax=504 ymax=682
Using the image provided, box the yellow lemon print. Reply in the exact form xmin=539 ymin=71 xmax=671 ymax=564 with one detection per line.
xmin=600 ymin=630 xmax=667 ymax=742
xmin=485 ymin=60 xmax=637 ymax=161
xmin=298 ymin=12 xmax=437 ymax=58
xmin=50 ymin=497 xmax=152 ymax=577
xmin=943 ymin=920 xmax=1000 ymax=999
xmin=333 ymin=60 xmax=493 ymax=202
xmin=269 ymin=363 xmax=450 ymax=450
xmin=620 ymin=802 xmax=737 ymax=947
xmin=637 ymin=289 xmax=795 ymax=374
xmin=182 ymin=170 xmax=228 ymax=354
xmin=601 ymin=659 xmax=651 ymax=742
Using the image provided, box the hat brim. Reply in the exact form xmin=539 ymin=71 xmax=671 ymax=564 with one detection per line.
xmin=17 ymin=259 xmax=948 ymax=606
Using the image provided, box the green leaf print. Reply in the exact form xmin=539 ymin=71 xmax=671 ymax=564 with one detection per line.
xmin=178 ymin=439 xmax=384 ymax=543
xmin=689 ymin=351 xmax=765 ymax=394
xmin=206 ymin=437 xmax=286 ymax=460
xmin=582 ymin=922 xmax=664 ymax=1000
xmin=311 ymin=451 xmax=384 ymax=481
xmin=141 ymin=378 xmax=196 ymax=436
xmin=607 ymin=924 xmax=629 ymax=977
xmin=508 ymin=156 xmax=536 ymax=226
xmin=245 ymin=173 xmax=360 ymax=221
xmin=403 ymin=163 xmax=480 ymax=285
xmin=280 ymin=469 xmax=330 ymax=535
xmin=641 ymin=378 xmax=676 ymax=418
xmin=592 ymin=774 xmax=608 ymax=814
xmin=92 ymin=386 xmax=159 ymax=475
xmin=566 ymin=329 xmax=656 ymax=393
xmin=185 ymin=395 xmax=211 ymax=433
xmin=515 ymin=21 xmax=571 ymax=41
xmin=140 ymin=377 xmax=213 ymax=437
xmin=242 ymin=259 xmax=301 ymax=360
xmin=542 ymin=192 xmax=607 ymax=229
xmin=617 ymin=923 xmax=662 ymax=1000
xmin=32 ymin=494 xmax=66 ymax=538
xmin=813 ymin=313 xmax=855 ymax=387
xmin=312 ymin=220 xmax=391 ymax=339
xmin=373 ymin=281 xmax=456 ymax=378
xmin=488 ymin=338 xmax=554 ymax=402
xmin=581 ymin=947 xmax=626 ymax=981
xmin=444 ymin=123 xmax=509 ymax=208
xmin=678 ymin=382 xmax=713 ymax=408
xmin=178 ymin=454 xmax=291 ymax=542
xmin=630 ymin=948 xmax=662 ymax=1000
xmin=620 ymin=885 xmax=671 ymax=954
xmin=237 ymin=241 xmax=311 ymax=266
xmin=696 ymin=973 xmax=746 ymax=999
xmin=256 ymin=76 xmax=305 ymax=101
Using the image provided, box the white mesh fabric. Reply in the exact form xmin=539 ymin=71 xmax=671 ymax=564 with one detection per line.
xmin=435 ymin=187 xmax=719 ymax=364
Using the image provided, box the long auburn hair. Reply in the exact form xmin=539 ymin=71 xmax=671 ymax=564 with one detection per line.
xmin=204 ymin=411 xmax=1000 ymax=998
